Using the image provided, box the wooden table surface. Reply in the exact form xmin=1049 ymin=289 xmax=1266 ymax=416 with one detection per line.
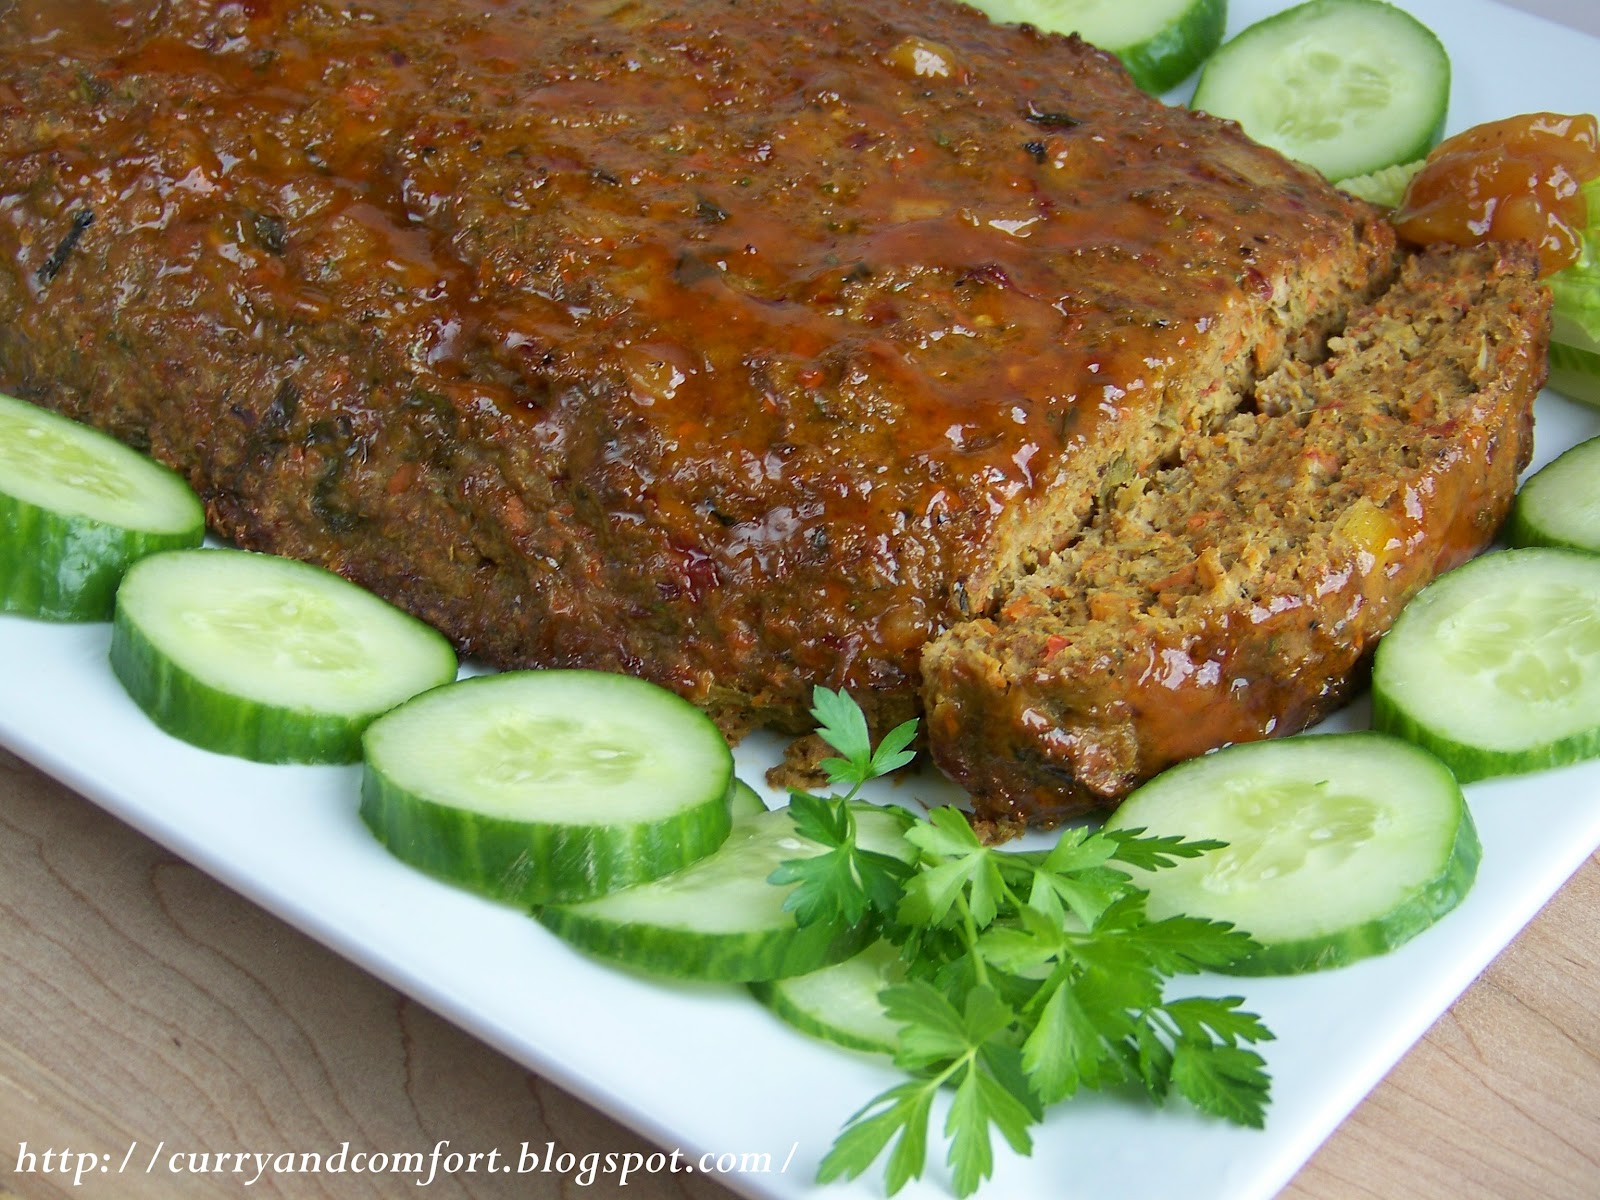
xmin=4 ymin=2 xmax=1600 ymax=1198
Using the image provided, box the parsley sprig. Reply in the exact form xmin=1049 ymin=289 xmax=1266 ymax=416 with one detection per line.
xmin=775 ymin=688 xmax=1275 ymax=1197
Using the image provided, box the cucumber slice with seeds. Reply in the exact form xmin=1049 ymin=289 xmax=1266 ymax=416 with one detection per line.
xmin=112 ymin=547 xmax=457 ymax=763
xmin=1372 ymin=548 xmax=1600 ymax=781
xmin=0 ymin=391 xmax=204 ymax=621
xmin=964 ymin=0 xmax=1225 ymax=93
xmin=1192 ymin=0 xmax=1449 ymax=181
xmin=1103 ymin=733 xmax=1479 ymax=975
xmin=537 ymin=804 xmax=914 ymax=982
xmin=1506 ymin=436 xmax=1600 ymax=554
xmin=362 ymin=670 xmax=734 ymax=906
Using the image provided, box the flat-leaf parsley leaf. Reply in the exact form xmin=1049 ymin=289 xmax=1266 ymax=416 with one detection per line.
xmin=777 ymin=689 xmax=1274 ymax=1197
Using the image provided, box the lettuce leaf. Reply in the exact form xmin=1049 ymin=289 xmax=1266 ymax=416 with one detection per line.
xmin=1335 ymin=160 xmax=1425 ymax=208
xmin=1545 ymin=177 xmax=1600 ymax=406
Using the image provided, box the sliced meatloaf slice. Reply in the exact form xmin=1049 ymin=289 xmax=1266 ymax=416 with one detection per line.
xmin=920 ymin=241 xmax=1549 ymax=837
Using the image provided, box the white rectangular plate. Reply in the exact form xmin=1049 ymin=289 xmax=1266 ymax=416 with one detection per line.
xmin=4 ymin=2 xmax=1599 ymax=1197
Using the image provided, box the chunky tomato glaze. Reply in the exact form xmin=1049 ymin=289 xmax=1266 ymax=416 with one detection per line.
xmin=1393 ymin=112 xmax=1599 ymax=278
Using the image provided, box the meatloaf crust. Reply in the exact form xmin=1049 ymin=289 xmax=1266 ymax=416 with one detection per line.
xmin=0 ymin=0 xmax=1545 ymax=827
xmin=922 ymin=241 xmax=1548 ymax=834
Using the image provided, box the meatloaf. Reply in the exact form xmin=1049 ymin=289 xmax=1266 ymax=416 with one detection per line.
xmin=0 ymin=0 xmax=1546 ymax=826
xmin=922 ymin=241 xmax=1548 ymax=835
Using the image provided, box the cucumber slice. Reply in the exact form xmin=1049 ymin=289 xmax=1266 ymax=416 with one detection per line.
xmin=1506 ymin=437 xmax=1600 ymax=554
xmin=537 ymin=804 xmax=914 ymax=982
xmin=1103 ymin=733 xmax=1479 ymax=975
xmin=362 ymin=670 xmax=734 ymax=906
xmin=111 ymin=547 xmax=457 ymax=763
xmin=728 ymin=778 xmax=770 ymax=818
xmin=1372 ymin=548 xmax=1600 ymax=781
xmin=750 ymin=938 xmax=908 ymax=1056
xmin=0 ymin=391 xmax=204 ymax=621
xmin=1191 ymin=0 xmax=1450 ymax=181
xmin=963 ymin=0 xmax=1225 ymax=93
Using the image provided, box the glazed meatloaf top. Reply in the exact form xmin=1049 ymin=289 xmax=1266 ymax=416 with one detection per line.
xmin=0 ymin=0 xmax=1401 ymax=747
